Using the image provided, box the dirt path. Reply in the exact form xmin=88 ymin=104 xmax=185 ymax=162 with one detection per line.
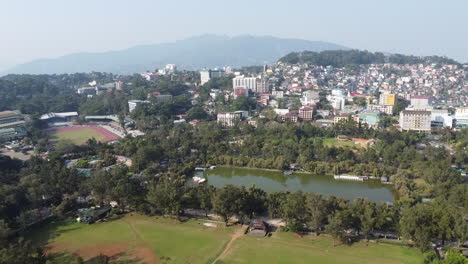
xmin=211 ymin=225 xmax=247 ymax=264
xmin=123 ymin=218 xmax=158 ymax=264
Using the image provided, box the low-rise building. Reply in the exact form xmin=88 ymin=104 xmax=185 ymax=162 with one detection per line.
xmin=0 ymin=110 xmax=26 ymax=141
xmin=217 ymin=112 xmax=243 ymax=127
xmin=299 ymin=107 xmax=314 ymax=121
xmin=128 ymin=100 xmax=150 ymax=113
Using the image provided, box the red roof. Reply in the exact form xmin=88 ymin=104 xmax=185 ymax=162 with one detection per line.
xmin=351 ymin=92 xmax=361 ymax=96
xmin=152 ymin=91 xmax=161 ymax=95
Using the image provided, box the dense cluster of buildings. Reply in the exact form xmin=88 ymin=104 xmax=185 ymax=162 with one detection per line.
xmin=205 ymin=61 xmax=466 ymax=132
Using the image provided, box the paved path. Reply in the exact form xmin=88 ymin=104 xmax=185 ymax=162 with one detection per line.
xmin=211 ymin=225 xmax=247 ymax=264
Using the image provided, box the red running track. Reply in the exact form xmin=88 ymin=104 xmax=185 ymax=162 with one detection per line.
xmin=50 ymin=126 xmax=121 ymax=143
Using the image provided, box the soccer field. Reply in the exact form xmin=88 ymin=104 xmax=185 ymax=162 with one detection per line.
xmin=51 ymin=128 xmax=106 ymax=145
xmin=30 ymin=214 xmax=422 ymax=264
xmin=49 ymin=126 xmax=120 ymax=145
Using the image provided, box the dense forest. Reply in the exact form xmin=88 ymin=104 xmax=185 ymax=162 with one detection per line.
xmin=279 ymin=50 xmax=461 ymax=67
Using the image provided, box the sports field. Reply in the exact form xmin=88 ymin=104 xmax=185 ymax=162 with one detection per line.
xmin=49 ymin=126 xmax=120 ymax=144
xmin=31 ymin=214 xmax=423 ymax=264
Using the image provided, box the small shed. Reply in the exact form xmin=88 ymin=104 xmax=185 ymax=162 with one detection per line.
xmin=248 ymin=220 xmax=268 ymax=237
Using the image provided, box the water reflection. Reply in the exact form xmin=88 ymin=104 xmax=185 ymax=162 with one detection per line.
xmin=203 ymin=167 xmax=395 ymax=203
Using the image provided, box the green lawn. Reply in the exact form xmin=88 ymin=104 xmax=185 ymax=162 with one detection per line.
xmin=30 ymin=214 xmax=422 ymax=264
xmin=30 ymin=214 xmax=233 ymax=263
xmin=51 ymin=128 xmax=105 ymax=145
xmin=217 ymin=232 xmax=422 ymax=264
xmin=322 ymin=138 xmax=358 ymax=148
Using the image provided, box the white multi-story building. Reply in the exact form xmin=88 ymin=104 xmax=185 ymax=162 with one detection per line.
xmin=200 ymin=69 xmax=225 ymax=85
xmin=368 ymin=104 xmax=394 ymax=115
xmin=232 ymin=76 xmax=257 ymax=91
xmin=399 ymin=110 xmax=431 ymax=132
xmin=410 ymin=96 xmax=431 ymax=110
xmin=200 ymin=70 xmax=211 ymax=85
xmin=430 ymin=109 xmax=453 ymax=128
xmin=128 ymin=100 xmax=150 ymax=113
xmin=217 ymin=111 xmax=247 ymax=127
xmin=255 ymin=79 xmax=269 ymax=93
xmin=301 ymin=90 xmax=320 ymax=106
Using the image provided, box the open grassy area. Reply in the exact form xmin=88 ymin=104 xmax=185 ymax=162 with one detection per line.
xmin=217 ymin=232 xmax=422 ymax=264
xmin=51 ymin=128 xmax=106 ymax=145
xmin=30 ymin=214 xmax=422 ymax=264
xmin=30 ymin=214 xmax=233 ymax=263
xmin=322 ymin=137 xmax=358 ymax=148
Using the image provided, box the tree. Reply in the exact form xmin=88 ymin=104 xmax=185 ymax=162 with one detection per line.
xmin=326 ymin=210 xmax=351 ymax=246
xmin=305 ymin=193 xmax=327 ymax=234
xmin=281 ymin=192 xmax=307 ymax=232
xmin=399 ymin=204 xmax=434 ymax=251
xmin=195 ymin=184 xmax=215 ymax=217
xmin=240 ymin=186 xmax=267 ymax=220
xmin=187 ymin=106 xmax=208 ymax=120
xmin=212 ymin=185 xmax=243 ymax=225
xmin=146 ymin=175 xmax=186 ymax=218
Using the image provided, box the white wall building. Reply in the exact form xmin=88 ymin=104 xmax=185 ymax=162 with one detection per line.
xmin=399 ymin=110 xmax=431 ymax=132
xmin=232 ymin=76 xmax=257 ymax=91
xmin=430 ymin=109 xmax=453 ymax=128
xmin=128 ymin=100 xmax=150 ymax=113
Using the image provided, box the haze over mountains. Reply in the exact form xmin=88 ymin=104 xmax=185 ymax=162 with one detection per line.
xmin=2 ymin=35 xmax=349 ymax=75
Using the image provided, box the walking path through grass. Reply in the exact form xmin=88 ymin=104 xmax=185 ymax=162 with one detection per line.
xmin=212 ymin=225 xmax=247 ymax=264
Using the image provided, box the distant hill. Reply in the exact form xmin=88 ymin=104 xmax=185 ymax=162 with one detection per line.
xmin=279 ymin=50 xmax=460 ymax=67
xmin=3 ymin=35 xmax=349 ymax=75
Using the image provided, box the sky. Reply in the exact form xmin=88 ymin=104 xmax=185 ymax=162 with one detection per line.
xmin=0 ymin=0 xmax=467 ymax=71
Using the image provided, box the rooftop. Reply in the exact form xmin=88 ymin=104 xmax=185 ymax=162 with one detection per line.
xmin=0 ymin=110 xmax=20 ymax=118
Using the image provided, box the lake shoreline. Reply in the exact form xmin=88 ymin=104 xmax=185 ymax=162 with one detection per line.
xmin=205 ymin=166 xmax=396 ymax=203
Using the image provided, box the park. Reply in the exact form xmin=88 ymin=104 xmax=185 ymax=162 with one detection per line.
xmin=31 ymin=214 xmax=423 ymax=264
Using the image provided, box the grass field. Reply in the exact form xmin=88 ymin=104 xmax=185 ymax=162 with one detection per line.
xmin=30 ymin=214 xmax=423 ymax=264
xmin=51 ymin=128 xmax=106 ymax=145
xmin=31 ymin=214 xmax=233 ymax=263
xmin=218 ymin=232 xmax=422 ymax=264
xmin=322 ymin=138 xmax=358 ymax=148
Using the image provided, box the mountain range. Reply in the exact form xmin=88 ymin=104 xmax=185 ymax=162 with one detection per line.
xmin=2 ymin=35 xmax=349 ymax=75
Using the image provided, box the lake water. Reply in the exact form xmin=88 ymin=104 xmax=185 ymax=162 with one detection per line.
xmin=201 ymin=167 xmax=395 ymax=203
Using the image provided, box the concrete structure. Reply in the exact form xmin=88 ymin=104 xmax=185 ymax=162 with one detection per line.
xmin=299 ymin=107 xmax=314 ymax=121
xmin=200 ymin=69 xmax=225 ymax=85
xmin=379 ymin=93 xmax=396 ymax=106
xmin=368 ymin=104 xmax=394 ymax=115
xmin=410 ymin=96 xmax=431 ymax=110
xmin=399 ymin=110 xmax=431 ymax=132
xmin=115 ymin=81 xmax=124 ymax=91
xmin=359 ymin=111 xmax=380 ymax=127
xmin=149 ymin=92 xmax=173 ymax=102
xmin=128 ymin=100 xmax=150 ymax=112
xmin=255 ymin=78 xmax=269 ymax=93
xmin=454 ymin=107 xmax=468 ymax=129
xmin=232 ymin=75 xmax=257 ymax=91
xmin=430 ymin=109 xmax=453 ymax=128
xmin=233 ymin=87 xmax=248 ymax=98
xmin=301 ymin=90 xmax=320 ymax=106
xmin=0 ymin=110 xmax=26 ymax=141
xmin=40 ymin=112 xmax=78 ymax=123
xmin=217 ymin=112 xmax=243 ymax=127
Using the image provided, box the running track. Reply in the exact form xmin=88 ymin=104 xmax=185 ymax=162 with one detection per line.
xmin=50 ymin=126 xmax=121 ymax=143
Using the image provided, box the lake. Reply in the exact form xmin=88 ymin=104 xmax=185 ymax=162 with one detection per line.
xmin=200 ymin=167 xmax=395 ymax=203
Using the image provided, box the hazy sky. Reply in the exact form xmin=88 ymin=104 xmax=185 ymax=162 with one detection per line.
xmin=1 ymin=0 xmax=467 ymax=71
